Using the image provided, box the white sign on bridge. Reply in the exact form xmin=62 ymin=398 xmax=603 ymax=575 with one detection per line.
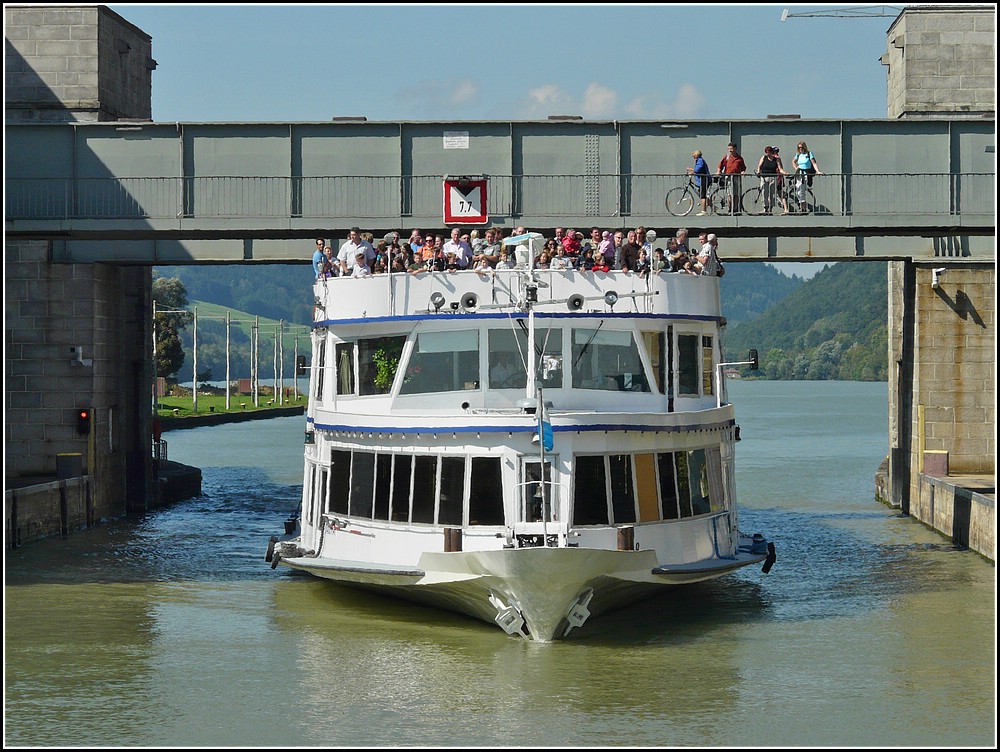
xmin=443 ymin=178 xmax=488 ymax=225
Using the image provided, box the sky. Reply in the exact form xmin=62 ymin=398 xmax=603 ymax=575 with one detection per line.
xmin=104 ymin=2 xmax=915 ymax=278
xmin=108 ymin=2 xmax=904 ymax=123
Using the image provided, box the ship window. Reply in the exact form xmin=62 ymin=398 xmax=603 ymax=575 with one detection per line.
xmin=571 ymin=328 xmax=649 ymax=392
xmin=488 ymin=326 xmax=563 ymax=390
xmin=657 ymin=452 xmax=680 ymax=519
xmin=573 ymin=455 xmax=609 ymax=525
xmin=306 ymin=464 xmax=319 ymax=526
xmin=350 ymin=451 xmax=375 ymax=519
xmin=399 ymin=330 xmax=480 ymax=394
xmin=373 ymin=453 xmax=392 ymax=521
xmin=438 ymin=456 xmax=465 ymax=525
xmin=677 ymin=334 xmax=699 ymax=396
xmin=391 ymin=455 xmax=412 ymax=522
xmin=702 ymin=336 xmax=714 ymax=396
xmin=609 ymin=454 xmax=637 ymax=523
xmin=687 ymin=448 xmax=711 ymax=516
xmin=641 ymin=330 xmax=666 ymax=395
xmin=675 ymin=451 xmax=694 ymax=517
xmin=330 ymin=449 xmax=351 ymax=514
xmin=411 ymin=455 xmax=438 ymax=523
xmin=336 ymin=342 xmax=355 ymax=395
xmin=706 ymin=447 xmax=725 ymax=512
xmin=315 ymin=336 xmax=327 ymax=402
xmin=470 ymin=457 xmax=504 ymax=525
xmin=488 ymin=329 xmax=527 ymax=390
xmin=359 ymin=336 xmax=405 ymax=396
xmin=522 ymin=460 xmax=556 ymax=522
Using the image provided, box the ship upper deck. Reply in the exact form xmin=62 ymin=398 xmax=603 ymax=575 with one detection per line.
xmin=312 ymin=268 xmax=722 ymax=328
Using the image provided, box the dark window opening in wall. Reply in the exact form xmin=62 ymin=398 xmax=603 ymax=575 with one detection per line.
xmin=574 ymin=455 xmax=610 ymax=525
xmin=469 ymin=457 xmax=504 ymax=525
xmin=330 ymin=449 xmax=351 ymax=514
xmin=391 ymin=455 xmax=412 ymax=522
xmin=411 ymin=455 xmax=437 ymax=523
xmin=350 ymin=451 xmax=374 ymax=519
xmin=374 ymin=453 xmax=392 ymax=521
xmin=657 ymin=452 xmax=680 ymax=519
xmin=609 ymin=453 xmax=637 ymax=523
xmin=438 ymin=456 xmax=465 ymax=525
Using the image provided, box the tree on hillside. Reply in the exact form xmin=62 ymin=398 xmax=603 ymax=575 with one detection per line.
xmin=152 ymin=276 xmax=191 ymax=379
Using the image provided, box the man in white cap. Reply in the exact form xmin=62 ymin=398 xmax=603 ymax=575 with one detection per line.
xmin=697 ymin=233 xmax=721 ymax=276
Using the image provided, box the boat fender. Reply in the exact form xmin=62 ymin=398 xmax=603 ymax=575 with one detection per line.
xmin=265 ymin=535 xmax=278 ymax=562
xmin=270 ymin=552 xmax=282 ymax=570
xmin=761 ymin=542 xmax=777 ymax=574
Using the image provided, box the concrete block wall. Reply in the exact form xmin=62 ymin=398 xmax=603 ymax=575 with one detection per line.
xmin=5 ymin=4 xmax=154 ymax=122
xmin=5 ymin=238 xmax=154 ymax=514
xmin=882 ymin=5 xmax=996 ymax=119
xmin=4 ymin=477 xmax=95 ymax=549
xmin=912 ymin=265 xmax=996 ymax=479
xmin=913 ymin=474 xmax=996 ymax=561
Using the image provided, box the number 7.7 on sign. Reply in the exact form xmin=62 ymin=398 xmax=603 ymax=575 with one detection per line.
xmin=443 ymin=179 xmax=488 ymax=224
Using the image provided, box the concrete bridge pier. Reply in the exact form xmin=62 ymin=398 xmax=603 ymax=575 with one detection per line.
xmin=5 ymin=238 xmax=155 ymax=546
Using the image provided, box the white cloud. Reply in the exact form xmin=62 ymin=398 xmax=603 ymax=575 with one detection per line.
xmin=510 ymin=82 xmax=706 ymax=120
xmin=580 ymin=83 xmax=617 ymax=118
xmin=397 ymin=78 xmax=479 ymax=112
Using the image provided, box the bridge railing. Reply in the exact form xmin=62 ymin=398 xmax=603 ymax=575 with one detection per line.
xmin=5 ymin=173 xmax=994 ymax=221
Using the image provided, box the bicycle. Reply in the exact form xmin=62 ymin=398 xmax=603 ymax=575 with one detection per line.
xmin=742 ymin=172 xmax=815 ymax=215
xmin=665 ymin=176 xmax=727 ymax=217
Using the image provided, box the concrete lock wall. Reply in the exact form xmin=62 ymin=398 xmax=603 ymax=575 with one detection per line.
xmin=887 ymin=261 xmax=996 ymax=560
xmin=5 ymin=238 xmax=155 ymax=522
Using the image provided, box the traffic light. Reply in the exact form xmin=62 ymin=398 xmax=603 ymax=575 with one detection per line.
xmin=76 ymin=408 xmax=91 ymax=435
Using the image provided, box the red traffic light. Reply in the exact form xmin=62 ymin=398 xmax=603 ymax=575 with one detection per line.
xmin=76 ymin=409 xmax=91 ymax=435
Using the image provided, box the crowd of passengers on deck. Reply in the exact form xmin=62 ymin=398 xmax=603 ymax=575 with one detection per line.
xmin=313 ymin=224 xmax=725 ymax=280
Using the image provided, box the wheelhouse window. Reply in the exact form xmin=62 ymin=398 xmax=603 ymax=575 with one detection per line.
xmin=335 ymin=342 xmax=355 ymax=396
xmin=400 ymin=330 xmax=480 ymax=394
xmin=488 ymin=326 xmax=562 ymax=390
xmin=677 ymin=334 xmax=699 ymax=396
xmin=359 ymin=336 xmax=406 ymax=396
xmin=314 ymin=335 xmax=327 ymax=402
xmin=702 ymin=336 xmax=715 ymax=396
xmin=571 ymin=327 xmax=649 ymax=392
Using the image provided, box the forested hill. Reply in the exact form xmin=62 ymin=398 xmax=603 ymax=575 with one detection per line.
xmin=724 ymin=261 xmax=888 ymax=381
xmin=719 ymin=261 xmax=805 ymax=325
xmin=157 ymin=264 xmax=316 ymax=327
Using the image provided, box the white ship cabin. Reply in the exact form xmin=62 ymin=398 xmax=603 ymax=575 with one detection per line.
xmin=301 ymin=254 xmax=745 ymax=559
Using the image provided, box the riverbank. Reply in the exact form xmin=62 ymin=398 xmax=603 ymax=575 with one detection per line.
xmin=159 ymin=404 xmax=304 ymax=431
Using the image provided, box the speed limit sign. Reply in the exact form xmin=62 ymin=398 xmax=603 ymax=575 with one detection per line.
xmin=443 ymin=178 xmax=488 ymax=225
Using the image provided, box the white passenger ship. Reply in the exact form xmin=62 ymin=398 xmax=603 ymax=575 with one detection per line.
xmin=267 ymin=233 xmax=775 ymax=641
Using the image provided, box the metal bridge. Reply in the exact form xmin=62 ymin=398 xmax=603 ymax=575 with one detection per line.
xmin=5 ymin=118 xmax=995 ymax=264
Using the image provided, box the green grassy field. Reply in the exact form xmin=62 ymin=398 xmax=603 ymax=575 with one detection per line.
xmin=156 ymin=391 xmax=306 ymax=418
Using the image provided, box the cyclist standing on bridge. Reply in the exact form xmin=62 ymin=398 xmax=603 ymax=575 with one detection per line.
xmin=755 ymin=145 xmax=789 ymax=215
xmin=792 ymin=141 xmax=823 ymax=213
xmin=686 ymin=150 xmax=711 ymax=216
